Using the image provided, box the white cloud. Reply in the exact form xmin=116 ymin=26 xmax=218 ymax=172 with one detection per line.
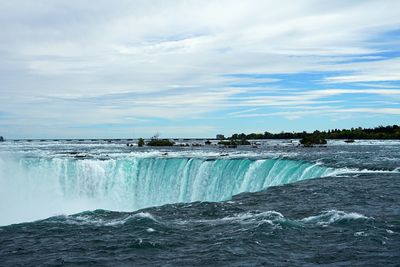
xmin=233 ymin=107 xmax=400 ymax=119
xmin=325 ymin=58 xmax=400 ymax=83
xmin=0 ymin=0 xmax=400 ymax=137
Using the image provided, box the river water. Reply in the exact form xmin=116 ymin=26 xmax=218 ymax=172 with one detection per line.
xmin=0 ymin=139 xmax=399 ymax=266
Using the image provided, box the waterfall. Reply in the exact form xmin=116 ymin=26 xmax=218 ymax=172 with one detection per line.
xmin=0 ymin=156 xmax=336 ymax=225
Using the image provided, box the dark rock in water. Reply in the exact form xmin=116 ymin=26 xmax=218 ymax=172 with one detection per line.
xmin=192 ymin=143 xmax=202 ymax=147
xmin=0 ymin=136 xmax=4 ymax=142
xmin=74 ymin=153 xmax=92 ymax=159
xmin=344 ymin=139 xmax=355 ymax=143
xmin=218 ymin=139 xmax=249 ymax=147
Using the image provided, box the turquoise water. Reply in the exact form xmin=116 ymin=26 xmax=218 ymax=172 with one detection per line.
xmin=1 ymin=140 xmax=399 ymax=266
xmin=0 ymin=156 xmax=335 ymax=225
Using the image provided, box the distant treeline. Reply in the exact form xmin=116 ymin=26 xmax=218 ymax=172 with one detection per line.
xmin=230 ymin=125 xmax=400 ymax=140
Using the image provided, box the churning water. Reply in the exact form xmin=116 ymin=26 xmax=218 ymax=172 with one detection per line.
xmin=0 ymin=140 xmax=399 ymax=266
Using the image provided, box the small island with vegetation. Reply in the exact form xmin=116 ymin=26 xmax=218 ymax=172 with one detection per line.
xmin=218 ymin=139 xmax=251 ymax=148
xmin=137 ymin=138 xmax=145 ymax=147
xmin=136 ymin=134 xmax=175 ymax=147
xmin=299 ymin=135 xmax=327 ymax=147
xmin=146 ymin=139 xmax=175 ymax=146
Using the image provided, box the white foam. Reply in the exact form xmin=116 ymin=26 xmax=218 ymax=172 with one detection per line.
xmin=301 ymin=210 xmax=371 ymax=226
xmin=175 ymin=210 xmax=372 ymax=229
xmin=174 ymin=211 xmax=285 ymax=226
xmin=54 ymin=212 xmax=158 ymax=226
xmin=133 ymin=212 xmax=158 ymax=222
xmin=336 ymin=167 xmax=400 ymax=174
xmin=327 ymin=139 xmax=400 ymax=146
xmin=354 ymin=231 xmax=368 ymax=237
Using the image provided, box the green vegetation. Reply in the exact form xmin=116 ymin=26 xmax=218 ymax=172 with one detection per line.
xmin=137 ymin=138 xmax=145 ymax=147
xmin=216 ymin=134 xmax=225 ymax=140
xmin=235 ymin=139 xmax=251 ymax=145
xmin=300 ymin=135 xmax=327 ymax=147
xmin=218 ymin=140 xmax=237 ymax=148
xmin=147 ymin=139 xmax=175 ymax=146
xmin=218 ymin=139 xmax=251 ymax=147
xmin=229 ymin=125 xmax=400 ymax=140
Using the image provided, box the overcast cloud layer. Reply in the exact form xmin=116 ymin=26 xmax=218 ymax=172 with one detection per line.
xmin=0 ymin=0 xmax=399 ymax=138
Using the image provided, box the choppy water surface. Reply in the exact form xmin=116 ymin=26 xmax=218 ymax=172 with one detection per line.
xmin=0 ymin=139 xmax=399 ymax=266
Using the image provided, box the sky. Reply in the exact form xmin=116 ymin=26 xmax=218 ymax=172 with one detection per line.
xmin=0 ymin=0 xmax=400 ymax=138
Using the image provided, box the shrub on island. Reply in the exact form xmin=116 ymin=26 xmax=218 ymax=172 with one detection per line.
xmin=218 ymin=139 xmax=250 ymax=147
xmin=147 ymin=139 xmax=175 ymax=146
xmin=300 ymin=135 xmax=327 ymax=147
xmin=236 ymin=139 xmax=251 ymax=145
xmin=218 ymin=140 xmax=237 ymax=148
xmin=137 ymin=138 xmax=145 ymax=147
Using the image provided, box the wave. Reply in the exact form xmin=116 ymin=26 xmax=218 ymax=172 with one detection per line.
xmin=40 ymin=209 xmax=372 ymax=230
xmin=45 ymin=211 xmax=159 ymax=227
xmin=301 ymin=210 xmax=371 ymax=226
xmin=171 ymin=209 xmax=372 ymax=229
